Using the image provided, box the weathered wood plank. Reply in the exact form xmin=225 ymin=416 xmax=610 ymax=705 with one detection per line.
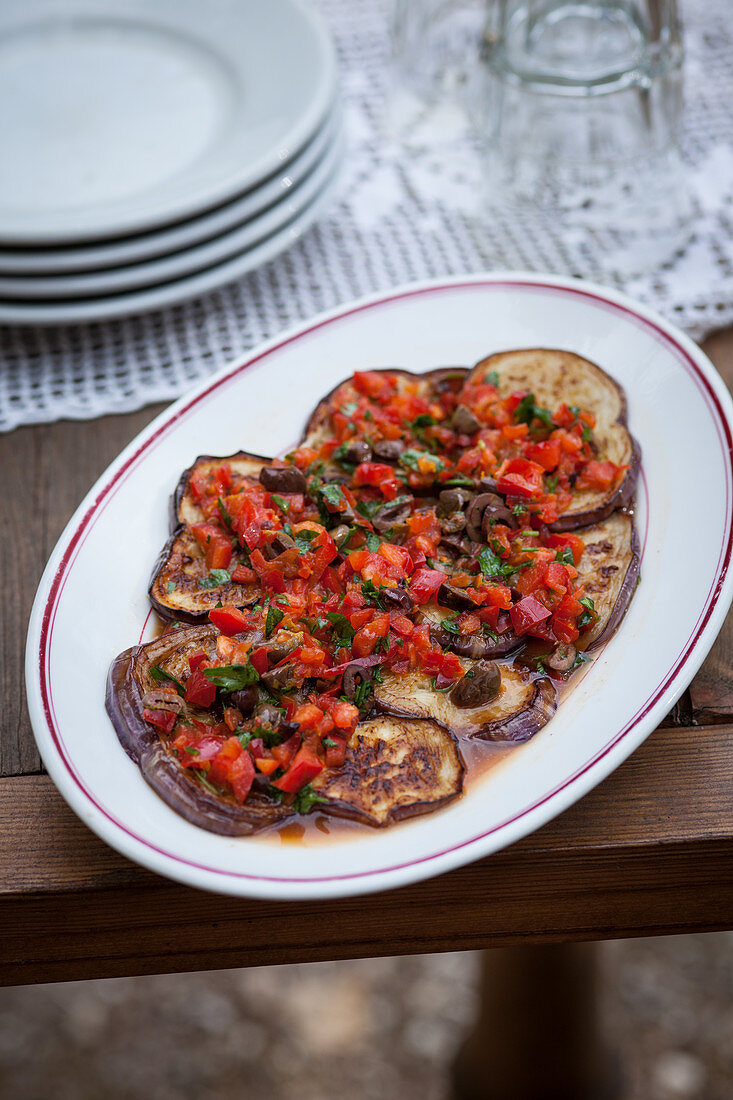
xmin=0 ymin=721 xmax=730 ymax=985
xmin=0 ymin=403 xmax=166 ymax=776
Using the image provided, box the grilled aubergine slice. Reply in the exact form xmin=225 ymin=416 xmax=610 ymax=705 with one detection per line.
xmin=375 ymin=662 xmax=557 ymax=742
xmin=106 ymin=626 xmax=294 ymax=835
xmin=106 ymin=626 xmax=464 ymax=834
xmin=465 ymin=349 xmax=641 ymax=531
xmin=302 ymin=366 xmax=468 ymax=451
xmin=575 ymin=511 xmax=641 ymax=648
xmin=150 ymin=450 xmax=273 ymax=623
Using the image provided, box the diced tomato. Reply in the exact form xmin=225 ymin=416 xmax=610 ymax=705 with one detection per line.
xmin=526 ymin=437 xmax=561 ymax=471
xmin=545 ymin=532 xmax=585 ymax=566
xmin=325 ymin=736 xmax=347 ymax=768
xmin=188 ymin=650 xmax=207 ymax=671
xmin=223 ymin=707 xmax=242 ymax=731
xmin=496 ymin=458 xmax=545 ymax=499
xmin=208 ymin=606 xmax=250 ymax=635
xmin=271 ymin=732 xmax=301 ymax=769
xmin=352 ymin=613 xmax=390 ymax=657
xmin=185 ymin=669 xmax=217 ymax=708
xmin=331 ymin=702 xmax=359 ymax=731
xmin=420 ymin=649 xmax=463 ymax=681
xmin=255 ymin=757 xmax=279 ymax=775
xmin=409 ymin=568 xmax=446 ymax=604
xmin=272 ymin=745 xmax=324 ymax=793
xmin=292 ymin=703 xmax=324 ymax=730
xmin=353 ymin=463 xmax=401 ymax=500
xmin=575 ymin=460 xmax=620 ymax=492
xmin=231 ymin=563 xmax=256 ymax=583
xmin=249 ymin=646 xmax=269 ymax=675
xmin=510 ymin=595 xmax=552 ymax=636
xmin=191 ymin=522 xmax=232 ymax=570
xmin=142 ymin=707 xmax=177 ymax=733
xmin=228 ymin=751 xmax=255 ymax=802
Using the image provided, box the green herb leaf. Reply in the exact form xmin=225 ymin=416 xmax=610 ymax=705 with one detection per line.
xmin=322 ymin=737 xmax=337 ymax=748
xmin=412 ymin=413 xmax=436 ymax=429
xmin=356 ymin=498 xmax=382 ymax=519
xmin=361 ymin=579 xmax=384 ymax=608
xmin=365 ymin=531 xmax=380 ymax=552
xmin=166 ymin=581 xmax=177 ymax=593
xmin=320 ymin=483 xmax=345 ymax=508
xmin=326 ymin=611 xmax=355 ymax=646
xmin=578 ymin=596 xmax=598 ymax=629
xmin=399 ymin=449 xmax=446 ymax=473
xmin=478 ymin=546 xmax=515 ymax=579
xmin=216 ymin=497 xmax=233 ymax=529
xmin=444 ymin=475 xmax=476 ymax=488
xmin=292 ymin=783 xmax=328 ymax=815
xmin=265 ymin=606 xmax=285 ymax=637
xmin=555 ymin=547 xmax=575 ymax=566
xmin=545 ymin=474 xmax=559 ymax=493
xmin=202 ymin=662 xmax=259 ymax=692
xmin=429 ymin=676 xmax=454 ymax=694
xmin=271 ymin=494 xmax=289 ymax=513
xmin=150 ymin=665 xmax=185 ymax=697
xmin=340 ymin=401 xmax=358 ymax=417
xmin=514 ymin=393 xmax=554 ymax=429
xmin=484 ymin=370 xmax=500 ymax=387
xmin=441 ymin=617 xmax=461 ymax=635
xmin=194 ymin=770 xmax=220 ymax=795
xmin=199 ymin=568 xmax=233 ymax=589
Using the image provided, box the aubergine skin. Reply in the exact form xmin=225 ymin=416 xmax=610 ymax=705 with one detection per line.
xmin=148 ymin=525 xmax=260 ymax=624
xmin=575 ymin=512 xmax=641 ymax=650
xmin=106 ymin=632 xmax=294 ymax=836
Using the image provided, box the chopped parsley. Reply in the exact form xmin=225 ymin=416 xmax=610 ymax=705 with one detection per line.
xmin=293 ymin=783 xmax=327 ymax=815
xmin=265 ymin=606 xmax=285 ymax=637
xmin=202 ymin=662 xmax=259 ymax=692
xmin=578 ymin=596 xmax=598 ymax=629
xmin=216 ymin=497 xmax=233 ymax=529
xmin=484 ymin=370 xmax=500 ymax=387
xmin=514 ymin=393 xmax=554 ymax=429
xmin=399 ymin=449 xmax=446 ymax=473
xmin=199 ymin=568 xmax=233 ymax=588
xmin=365 ymin=530 xmax=381 ymax=552
xmin=326 ymin=612 xmax=355 ymax=646
xmin=545 ymin=474 xmax=559 ymax=493
xmin=150 ymin=665 xmax=185 ymax=696
xmin=440 ymin=617 xmax=462 ymax=635
xmin=478 ymin=545 xmax=515 ymax=579
xmin=555 ymin=547 xmax=575 ymax=566
xmin=166 ymin=580 xmax=176 ymax=593
xmin=320 ymin=483 xmax=345 ymax=508
xmin=271 ymin=494 xmax=290 ymax=513
xmin=361 ymin=579 xmax=385 ymax=608
xmin=340 ymin=401 xmax=359 ymax=417
xmin=194 ymin=770 xmax=219 ymax=795
xmin=412 ymin=413 xmax=436 ymax=429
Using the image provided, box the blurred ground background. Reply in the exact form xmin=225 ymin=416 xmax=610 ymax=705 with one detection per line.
xmin=0 ymin=932 xmax=729 ymax=1100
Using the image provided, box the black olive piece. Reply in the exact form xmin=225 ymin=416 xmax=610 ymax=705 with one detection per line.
xmin=230 ymin=686 xmax=258 ymax=716
xmin=342 ymin=663 xmax=374 ymax=702
xmin=451 ymin=404 xmax=482 ymax=434
xmin=264 ymin=530 xmax=297 ymax=559
xmin=439 ymin=535 xmax=470 ymax=557
xmin=466 ymin=492 xmax=516 ymax=540
xmin=372 ymin=439 xmax=404 ymax=463
xmin=253 ymin=703 xmax=282 ymax=728
xmin=429 ymin=625 xmax=520 ymax=660
xmin=331 ymin=524 xmax=352 ymax=548
xmin=436 ymin=487 xmax=473 ymax=516
xmin=259 ymin=466 xmax=307 ymax=494
xmin=379 ymin=586 xmax=415 ymax=613
xmin=477 ymin=476 xmax=498 ymax=493
xmin=373 ymin=499 xmax=411 ymax=532
xmin=436 ymin=581 xmax=476 ymax=612
xmin=339 ymin=440 xmax=372 ymax=465
xmin=261 ymin=664 xmax=300 ymax=693
xmin=546 ymin=644 xmax=578 ymax=673
xmin=450 ymin=660 xmax=502 ymax=709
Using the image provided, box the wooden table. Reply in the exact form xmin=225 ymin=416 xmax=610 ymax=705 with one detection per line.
xmin=2 ymin=330 xmax=732 ymax=1000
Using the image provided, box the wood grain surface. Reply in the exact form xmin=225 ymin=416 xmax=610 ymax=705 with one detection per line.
xmin=1 ymin=331 xmax=732 ymax=985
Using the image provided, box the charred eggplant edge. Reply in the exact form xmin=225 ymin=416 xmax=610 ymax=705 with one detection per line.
xmin=585 ymin=517 xmax=641 ymax=651
xmin=105 ymin=645 xmax=293 ymax=836
xmin=171 ymin=448 xmax=273 ymax=530
xmin=550 ymin=438 xmax=642 ymax=533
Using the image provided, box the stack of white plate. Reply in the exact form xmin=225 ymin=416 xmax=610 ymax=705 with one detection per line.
xmin=0 ymin=0 xmax=342 ymax=326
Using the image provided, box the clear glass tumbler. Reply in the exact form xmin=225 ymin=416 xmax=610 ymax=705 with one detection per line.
xmin=480 ymin=0 xmax=693 ymax=276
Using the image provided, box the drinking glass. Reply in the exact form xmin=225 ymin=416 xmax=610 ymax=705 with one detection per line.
xmin=479 ymin=0 xmax=693 ymax=276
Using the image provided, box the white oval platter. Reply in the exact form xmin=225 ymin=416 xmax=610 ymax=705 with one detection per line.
xmin=25 ymin=275 xmax=733 ymax=900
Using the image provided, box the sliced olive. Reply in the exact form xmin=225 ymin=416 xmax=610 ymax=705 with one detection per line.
xmin=380 ymin=586 xmax=415 ymax=613
xmin=261 ymin=663 xmax=300 ymax=693
xmin=265 ymin=530 xmax=297 ymax=558
xmin=253 ymin=702 xmax=282 ymax=728
xmin=342 ymin=663 xmax=374 ymax=703
xmin=259 ymin=466 xmax=306 ymax=494
xmin=339 ymin=440 xmax=372 ymax=465
xmin=230 ymin=686 xmax=258 ymax=716
xmin=372 ymin=439 xmax=404 ymax=463
xmin=437 ymin=488 xmax=473 ymax=516
xmin=429 ymin=625 xmax=520 ymax=660
xmin=466 ymin=493 xmax=516 ymax=540
xmin=437 ymin=581 xmax=476 ymax=612
xmin=439 ymin=511 xmax=466 ymax=535
xmin=546 ymin=644 xmax=578 ymax=673
xmin=450 ymin=661 xmax=502 ymax=708
xmin=373 ymin=499 xmax=411 ymax=532
xmin=451 ymin=404 xmax=482 ymax=434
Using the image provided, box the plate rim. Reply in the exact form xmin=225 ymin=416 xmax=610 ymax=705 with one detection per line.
xmin=0 ymin=0 xmax=337 ymax=245
xmin=25 ymin=273 xmax=733 ymax=899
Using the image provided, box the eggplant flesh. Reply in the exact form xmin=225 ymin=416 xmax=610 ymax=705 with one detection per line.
xmin=575 ymin=512 xmax=640 ymax=649
xmin=467 ymin=349 xmax=640 ymax=531
xmin=148 ymin=525 xmax=260 ymax=623
xmin=313 ymin=716 xmax=464 ymax=826
xmin=375 ymin=663 xmax=557 ymax=742
xmin=105 ymin=626 xmax=293 ymax=835
xmin=417 ymin=600 xmax=522 ymax=660
xmin=173 ymin=451 xmax=272 ymax=527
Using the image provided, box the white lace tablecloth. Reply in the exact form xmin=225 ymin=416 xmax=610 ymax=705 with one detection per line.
xmin=2 ymin=0 xmax=732 ymax=433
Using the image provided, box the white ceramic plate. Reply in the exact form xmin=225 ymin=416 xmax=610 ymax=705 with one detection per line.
xmin=0 ymin=0 xmax=336 ymax=245
xmin=0 ymin=143 xmax=344 ymax=325
xmin=0 ymin=106 xmax=341 ymax=275
xmin=0 ymin=126 xmax=343 ymax=299
xmin=25 ymin=275 xmax=733 ymax=900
